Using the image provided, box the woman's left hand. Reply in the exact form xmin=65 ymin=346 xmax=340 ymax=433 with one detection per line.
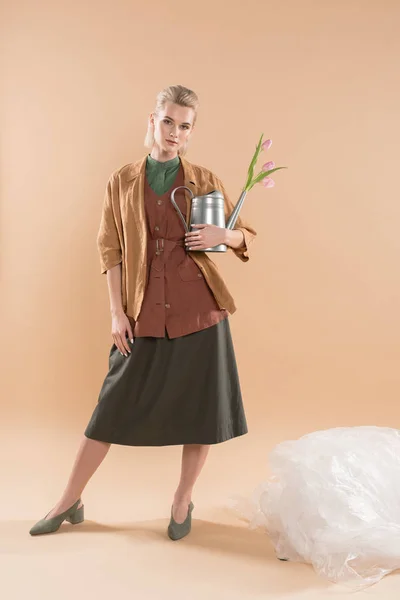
xmin=185 ymin=224 xmax=226 ymax=250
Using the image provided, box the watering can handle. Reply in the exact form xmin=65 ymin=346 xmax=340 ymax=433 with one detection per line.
xmin=170 ymin=186 xmax=194 ymax=233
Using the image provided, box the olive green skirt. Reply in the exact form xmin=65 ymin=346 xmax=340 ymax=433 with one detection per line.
xmin=84 ymin=317 xmax=248 ymax=446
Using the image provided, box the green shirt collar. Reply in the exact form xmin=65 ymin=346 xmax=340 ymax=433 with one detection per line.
xmin=146 ymin=154 xmax=180 ymax=171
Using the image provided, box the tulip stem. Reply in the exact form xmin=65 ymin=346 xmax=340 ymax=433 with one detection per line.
xmin=244 ymin=133 xmax=264 ymax=191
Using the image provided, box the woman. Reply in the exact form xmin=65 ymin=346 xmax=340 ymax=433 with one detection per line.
xmin=29 ymin=84 xmax=257 ymax=539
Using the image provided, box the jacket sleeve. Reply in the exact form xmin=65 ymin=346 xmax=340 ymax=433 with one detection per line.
xmin=97 ymin=173 xmax=123 ymax=274
xmin=213 ymin=175 xmax=257 ymax=262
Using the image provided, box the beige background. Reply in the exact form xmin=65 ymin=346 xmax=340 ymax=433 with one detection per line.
xmin=2 ymin=0 xmax=400 ymax=597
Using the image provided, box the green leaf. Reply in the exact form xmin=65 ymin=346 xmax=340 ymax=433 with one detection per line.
xmin=247 ymin=166 xmax=288 ymax=190
xmin=245 ymin=133 xmax=264 ymax=190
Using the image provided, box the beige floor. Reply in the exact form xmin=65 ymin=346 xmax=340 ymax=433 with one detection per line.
xmin=2 ymin=425 xmax=399 ymax=600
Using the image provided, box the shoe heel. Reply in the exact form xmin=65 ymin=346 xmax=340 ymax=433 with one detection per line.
xmin=66 ymin=504 xmax=84 ymax=524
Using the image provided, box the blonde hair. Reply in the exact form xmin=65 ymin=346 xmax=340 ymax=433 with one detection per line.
xmin=144 ymin=84 xmax=199 ymax=156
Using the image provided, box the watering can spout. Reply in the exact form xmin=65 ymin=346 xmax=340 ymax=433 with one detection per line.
xmin=225 ymin=190 xmax=247 ymax=230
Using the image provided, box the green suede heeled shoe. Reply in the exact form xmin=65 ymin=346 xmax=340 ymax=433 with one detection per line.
xmin=167 ymin=501 xmax=194 ymax=541
xmin=29 ymin=498 xmax=84 ymax=536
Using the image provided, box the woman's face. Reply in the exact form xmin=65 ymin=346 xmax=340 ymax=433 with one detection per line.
xmin=150 ymin=101 xmax=195 ymax=156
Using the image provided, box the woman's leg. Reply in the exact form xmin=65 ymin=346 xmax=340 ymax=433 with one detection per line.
xmin=44 ymin=435 xmax=111 ymax=519
xmin=172 ymin=443 xmax=210 ymax=523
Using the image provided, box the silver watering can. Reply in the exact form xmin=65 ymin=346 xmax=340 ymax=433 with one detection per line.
xmin=170 ymin=186 xmax=247 ymax=252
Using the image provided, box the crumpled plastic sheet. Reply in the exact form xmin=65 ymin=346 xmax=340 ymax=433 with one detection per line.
xmin=228 ymin=426 xmax=400 ymax=590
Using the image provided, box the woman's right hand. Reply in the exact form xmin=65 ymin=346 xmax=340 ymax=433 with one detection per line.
xmin=111 ymin=310 xmax=134 ymax=357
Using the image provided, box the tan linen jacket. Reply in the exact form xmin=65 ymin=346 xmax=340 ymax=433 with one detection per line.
xmin=97 ymin=154 xmax=257 ymax=320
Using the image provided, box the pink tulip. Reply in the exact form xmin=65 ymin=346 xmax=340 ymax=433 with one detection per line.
xmin=261 ymin=138 xmax=272 ymax=151
xmin=261 ymin=177 xmax=275 ymax=188
xmin=262 ymin=161 xmax=275 ymax=171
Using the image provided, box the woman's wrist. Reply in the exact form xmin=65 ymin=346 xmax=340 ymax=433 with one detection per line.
xmin=224 ymin=228 xmax=245 ymax=249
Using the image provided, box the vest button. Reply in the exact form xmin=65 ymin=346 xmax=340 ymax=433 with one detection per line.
xmin=155 ymin=250 xmax=160 ymax=255
xmin=157 ymin=200 xmax=163 ymax=205
xmin=154 ymin=225 xmax=160 ymax=231
xmin=197 ymin=273 xmax=202 ymax=278
xmin=165 ymin=303 xmax=170 ymax=308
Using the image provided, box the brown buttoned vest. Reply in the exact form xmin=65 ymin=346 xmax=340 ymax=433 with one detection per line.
xmin=132 ymin=164 xmax=229 ymax=338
